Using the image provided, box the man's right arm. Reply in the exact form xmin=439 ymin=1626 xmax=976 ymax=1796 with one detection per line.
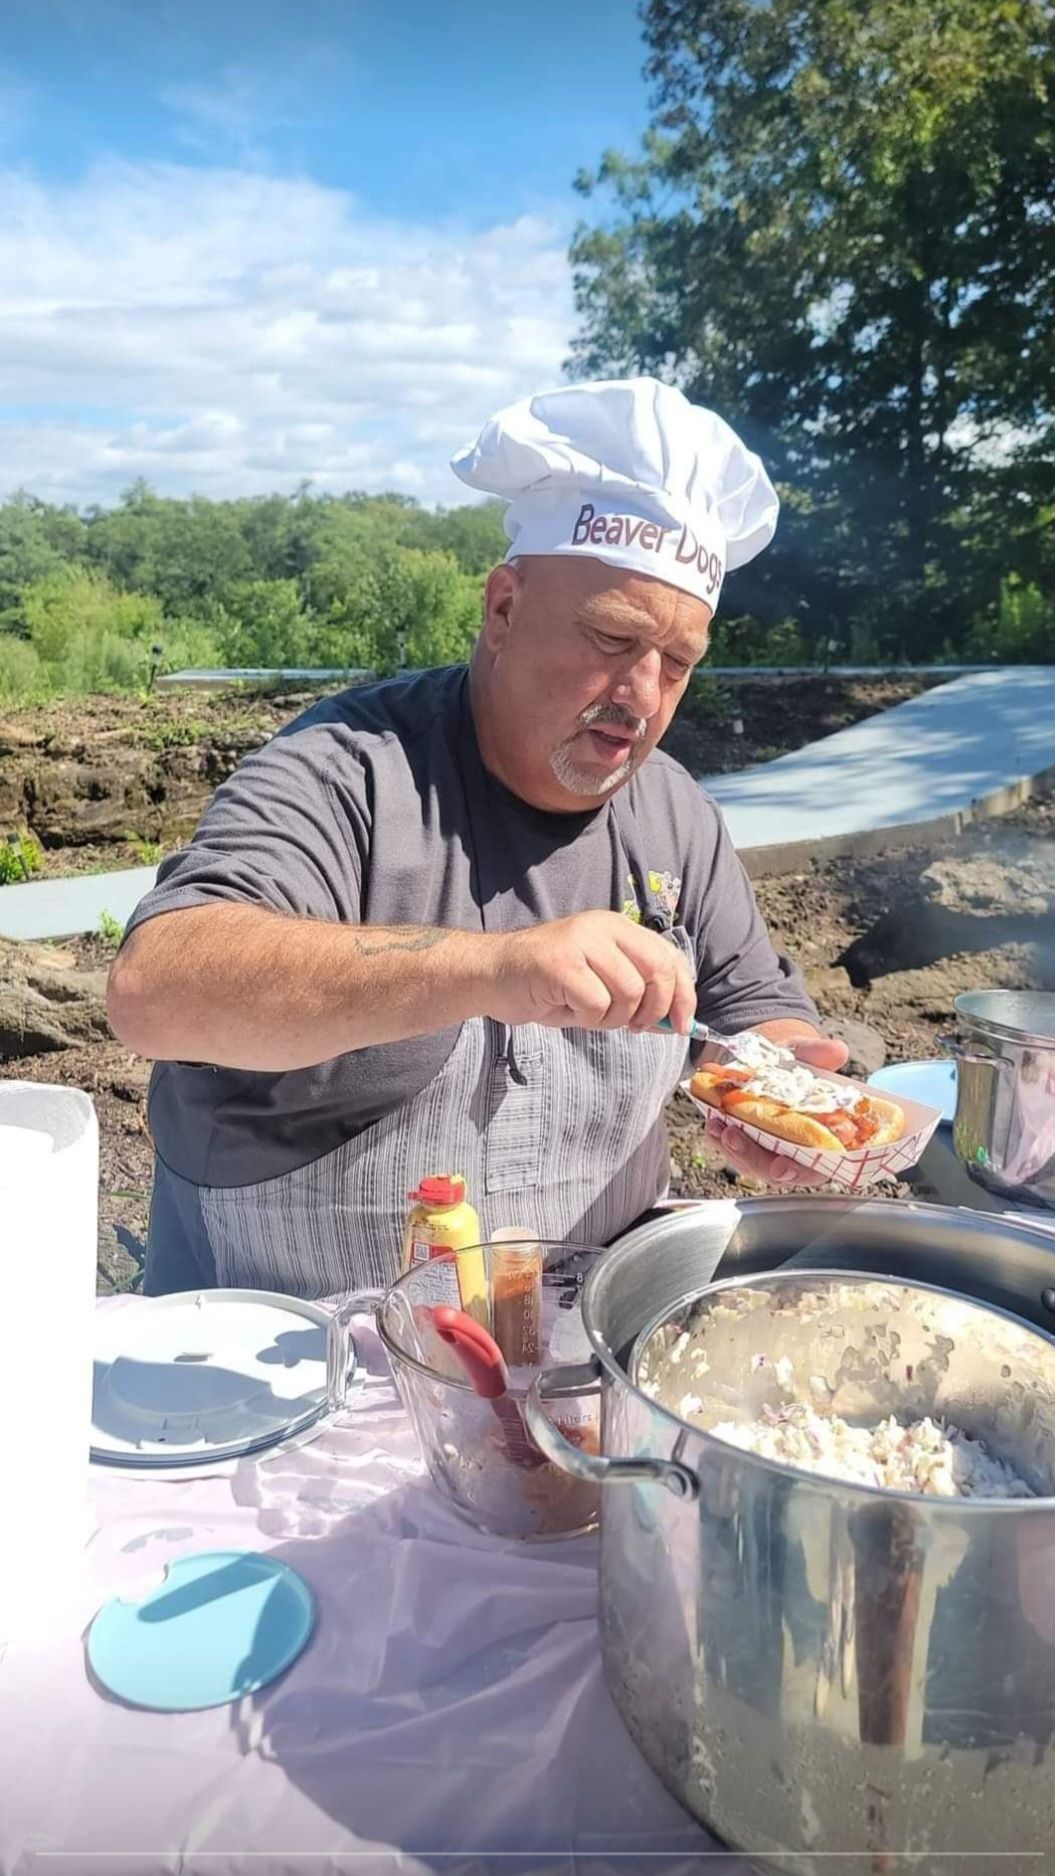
xmin=107 ymin=903 xmax=698 ymax=1070
xmin=108 ymin=906 xmax=499 ymax=1069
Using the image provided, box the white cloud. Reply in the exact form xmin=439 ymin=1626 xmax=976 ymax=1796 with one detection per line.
xmin=0 ymin=161 xmax=576 ymax=506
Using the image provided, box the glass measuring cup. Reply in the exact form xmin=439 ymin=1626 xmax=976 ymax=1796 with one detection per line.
xmin=329 ymin=1241 xmax=605 ymax=1540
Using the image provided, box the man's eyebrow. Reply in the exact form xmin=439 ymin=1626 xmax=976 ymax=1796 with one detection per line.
xmin=576 ymin=607 xmax=708 ymax=662
xmin=575 ymin=606 xmax=652 ymax=634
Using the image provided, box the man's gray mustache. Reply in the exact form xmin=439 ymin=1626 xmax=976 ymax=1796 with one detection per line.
xmin=574 ymin=706 xmax=648 ymax=741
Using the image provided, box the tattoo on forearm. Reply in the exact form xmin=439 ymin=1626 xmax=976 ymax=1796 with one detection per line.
xmin=351 ymin=930 xmax=447 ymax=958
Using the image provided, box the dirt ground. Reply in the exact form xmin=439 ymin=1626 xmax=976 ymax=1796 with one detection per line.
xmin=2 ymin=675 xmax=1051 ymax=1293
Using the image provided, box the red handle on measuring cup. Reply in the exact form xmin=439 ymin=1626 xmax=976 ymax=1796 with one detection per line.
xmin=432 ymin=1306 xmax=510 ymax=1400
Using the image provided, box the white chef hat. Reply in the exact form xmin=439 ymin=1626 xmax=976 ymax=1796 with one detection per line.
xmin=450 ymin=376 xmax=778 ymax=613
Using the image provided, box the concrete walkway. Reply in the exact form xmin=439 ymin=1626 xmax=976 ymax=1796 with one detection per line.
xmin=2 ymin=666 xmax=1052 ymax=939
xmin=703 ymin=665 xmax=1055 ymax=872
xmin=0 ymin=865 xmax=157 ymax=942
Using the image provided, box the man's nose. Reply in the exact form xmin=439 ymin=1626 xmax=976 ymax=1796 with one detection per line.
xmin=612 ymin=647 xmax=662 ymax=718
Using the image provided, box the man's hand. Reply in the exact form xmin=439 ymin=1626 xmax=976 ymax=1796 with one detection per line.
xmin=704 ymin=1031 xmax=852 ymax=1190
xmin=487 ymin=911 xmax=698 ymax=1034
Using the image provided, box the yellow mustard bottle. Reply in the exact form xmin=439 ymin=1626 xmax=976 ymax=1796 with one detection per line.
xmin=401 ymin=1174 xmax=489 ymax=1327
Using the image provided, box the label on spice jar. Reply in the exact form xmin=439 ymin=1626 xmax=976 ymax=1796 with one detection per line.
xmin=491 ymin=1246 xmax=542 ymax=1367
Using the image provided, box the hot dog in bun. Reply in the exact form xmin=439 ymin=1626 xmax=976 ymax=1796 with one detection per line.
xmin=689 ymin=1059 xmax=905 ymax=1154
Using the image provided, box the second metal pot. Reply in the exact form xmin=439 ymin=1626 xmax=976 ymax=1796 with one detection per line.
xmin=943 ymin=990 xmax=1055 ymax=1212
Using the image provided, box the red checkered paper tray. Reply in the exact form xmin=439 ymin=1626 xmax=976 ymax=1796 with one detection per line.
xmin=680 ymin=1070 xmax=943 ymax=1192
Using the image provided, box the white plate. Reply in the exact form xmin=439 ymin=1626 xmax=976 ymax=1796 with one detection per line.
xmin=92 ymin=1289 xmax=332 ymax=1468
xmin=868 ymin=1060 xmax=957 ymax=1126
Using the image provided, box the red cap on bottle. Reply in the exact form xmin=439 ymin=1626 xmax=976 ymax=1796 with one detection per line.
xmin=407 ymin=1174 xmax=466 ymax=1208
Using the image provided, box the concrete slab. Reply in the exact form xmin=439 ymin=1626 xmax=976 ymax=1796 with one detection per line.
xmin=156 ymin=667 xmax=374 ymax=690
xmin=702 ymin=666 xmax=1055 ymax=854
xmin=0 ymin=864 xmax=157 ymax=942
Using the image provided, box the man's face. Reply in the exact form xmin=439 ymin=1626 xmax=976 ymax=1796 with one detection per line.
xmin=473 ymin=554 xmax=712 ymax=812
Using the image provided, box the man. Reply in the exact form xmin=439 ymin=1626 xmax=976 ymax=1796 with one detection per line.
xmin=108 ymin=377 xmax=846 ymax=1299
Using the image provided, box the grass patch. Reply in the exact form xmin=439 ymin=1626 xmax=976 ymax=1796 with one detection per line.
xmin=0 ymin=831 xmax=44 ymax=883
xmin=134 ymin=718 xmax=211 ymax=751
xmin=97 ymin=909 xmax=125 ymax=949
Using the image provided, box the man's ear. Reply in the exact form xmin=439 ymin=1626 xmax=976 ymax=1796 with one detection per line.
xmin=480 ymin=562 xmax=521 ymax=654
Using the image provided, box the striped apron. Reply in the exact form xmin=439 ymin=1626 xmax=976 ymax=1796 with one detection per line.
xmin=196 ymin=985 xmax=691 ymax=1297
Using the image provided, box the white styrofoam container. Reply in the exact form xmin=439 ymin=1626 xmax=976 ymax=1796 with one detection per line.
xmin=0 ymin=1081 xmax=98 ymax=1644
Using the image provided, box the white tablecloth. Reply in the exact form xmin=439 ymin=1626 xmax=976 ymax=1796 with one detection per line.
xmin=0 ymin=1303 xmax=737 ymax=1876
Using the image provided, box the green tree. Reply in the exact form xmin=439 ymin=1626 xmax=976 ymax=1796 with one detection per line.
xmin=412 ymin=500 xmax=509 ymax=574
xmin=235 ymin=492 xmax=310 ymax=582
xmin=86 ymin=484 xmax=253 ymax=616
xmin=0 ymin=493 xmax=87 ymax=630
xmin=312 ymin=545 xmax=481 ymax=675
xmin=570 ymin=0 xmax=1055 ymax=658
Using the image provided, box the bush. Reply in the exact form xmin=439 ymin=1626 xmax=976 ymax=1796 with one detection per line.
xmin=678 ymin=671 xmax=733 ymax=725
xmin=0 ymin=831 xmax=43 ymax=883
xmin=23 ymin=568 xmax=162 ymax=691
xmin=708 ymin=614 xmax=808 ymax=666
xmin=25 ymin=567 xmax=162 ymax=659
xmin=17 ymin=569 xmax=224 ymax=694
xmin=967 ymin=577 xmax=1054 ymax=663
xmin=97 ymin=910 xmax=125 ymax=948
xmin=213 ymin=579 xmax=313 ymax=668
xmin=0 ymin=634 xmax=49 ymax=705
xmin=155 ymin=618 xmax=224 ymax=676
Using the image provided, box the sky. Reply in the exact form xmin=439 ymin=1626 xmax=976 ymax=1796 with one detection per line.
xmin=0 ymin=0 xmax=653 ymax=509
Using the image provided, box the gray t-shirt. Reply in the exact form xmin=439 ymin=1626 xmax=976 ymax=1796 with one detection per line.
xmin=127 ymin=666 xmax=817 ymax=1186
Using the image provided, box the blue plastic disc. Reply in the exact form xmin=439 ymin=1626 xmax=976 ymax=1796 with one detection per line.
xmin=87 ymin=1549 xmax=316 ymax=1711
xmin=867 ymin=1059 xmax=958 ymax=1126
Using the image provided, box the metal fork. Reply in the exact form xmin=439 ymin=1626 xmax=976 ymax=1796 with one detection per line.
xmin=653 ymin=1013 xmax=722 ymax=1047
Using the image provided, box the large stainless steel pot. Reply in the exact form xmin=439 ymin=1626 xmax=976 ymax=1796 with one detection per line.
xmin=944 ymin=990 xmax=1055 ymax=1212
xmin=524 ymin=1198 xmax=1055 ymax=1872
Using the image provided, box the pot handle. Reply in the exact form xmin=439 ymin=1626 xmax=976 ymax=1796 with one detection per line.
xmin=937 ymin=1033 xmax=1013 ymax=1072
xmin=525 ymin=1360 xmax=699 ymax=1502
xmin=326 ymin=1287 xmax=384 ymax=1412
